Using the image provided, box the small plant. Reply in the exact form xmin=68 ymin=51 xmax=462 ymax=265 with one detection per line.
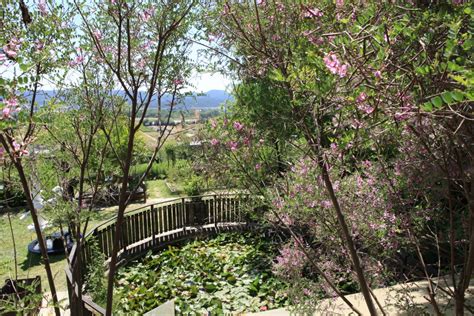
xmin=0 ymin=277 xmax=43 ymax=316
xmin=183 ymin=175 xmax=204 ymax=197
xmin=84 ymin=238 xmax=107 ymax=306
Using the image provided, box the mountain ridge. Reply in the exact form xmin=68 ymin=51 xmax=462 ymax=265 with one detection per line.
xmin=25 ymin=89 xmax=233 ymax=109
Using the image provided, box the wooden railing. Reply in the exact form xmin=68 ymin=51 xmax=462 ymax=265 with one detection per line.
xmin=66 ymin=194 xmax=249 ymax=316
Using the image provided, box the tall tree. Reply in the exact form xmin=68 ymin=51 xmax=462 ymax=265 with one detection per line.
xmin=74 ymin=0 xmax=197 ymax=313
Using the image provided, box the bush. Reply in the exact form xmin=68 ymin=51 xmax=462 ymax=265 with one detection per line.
xmin=84 ymin=238 xmax=107 ymax=306
xmin=130 ymin=162 xmax=168 ymax=180
xmin=167 ymin=159 xmax=192 ymax=182
xmin=183 ymin=175 xmax=204 ymax=197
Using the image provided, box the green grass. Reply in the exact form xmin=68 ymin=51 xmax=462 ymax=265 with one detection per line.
xmin=0 ymin=208 xmax=118 ymax=293
xmin=0 ymin=181 xmax=184 ymax=294
xmin=145 ymin=179 xmax=176 ymax=198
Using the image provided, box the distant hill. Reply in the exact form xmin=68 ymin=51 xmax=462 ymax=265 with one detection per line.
xmin=28 ymin=89 xmax=233 ymax=110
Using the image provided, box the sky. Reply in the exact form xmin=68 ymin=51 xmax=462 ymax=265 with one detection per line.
xmin=188 ymin=72 xmax=232 ymax=92
xmin=1 ymin=2 xmax=234 ymax=93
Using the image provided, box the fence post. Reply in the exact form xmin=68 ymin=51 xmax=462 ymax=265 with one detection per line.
xmin=181 ymin=198 xmax=186 ymax=232
xmin=151 ymin=204 xmax=156 ymax=246
xmin=214 ymin=194 xmax=218 ymax=228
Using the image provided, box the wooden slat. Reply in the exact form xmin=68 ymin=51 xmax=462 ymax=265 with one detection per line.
xmin=151 ymin=206 xmax=157 ymax=246
xmin=146 ymin=209 xmax=151 ymax=238
xmin=111 ymin=223 xmax=116 ymax=256
xmin=171 ymin=203 xmax=176 ymax=230
xmin=168 ymin=204 xmax=173 ymax=231
xmin=123 ymin=216 xmax=129 ymax=249
xmin=99 ymin=230 xmax=107 ymax=257
xmin=100 ymin=228 xmax=108 ymax=258
xmin=157 ymin=206 xmax=162 ymax=235
xmin=162 ymin=206 xmax=168 ymax=242
xmin=133 ymin=213 xmax=139 ymax=245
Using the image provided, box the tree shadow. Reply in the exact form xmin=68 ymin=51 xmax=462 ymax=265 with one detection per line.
xmin=20 ymin=251 xmax=66 ymax=271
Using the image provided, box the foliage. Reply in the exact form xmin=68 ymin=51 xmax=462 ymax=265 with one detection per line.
xmin=166 ymin=159 xmax=193 ymax=183
xmin=130 ymin=162 xmax=168 ymax=181
xmin=84 ymin=238 xmax=107 ymax=306
xmin=200 ymin=0 xmax=474 ymax=313
xmin=0 ymin=277 xmax=43 ymax=315
xmin=114 ymin=232 xmax=290 ymax=315
xmin=183 ymin=174 xmax=204 ymax=197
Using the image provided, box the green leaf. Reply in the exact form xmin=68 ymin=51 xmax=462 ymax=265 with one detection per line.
xmin=441 ymin=92 xmax=454 ymax=104
xmin=421 ymin=102 xmax=433 ymax=112
xmin=431 ymin=96 xmax=443 ymax=109
xmin=451 ymin=91 xmax=464 ymax=102
xmin=19 ymin=63 xmax=28 ymax=72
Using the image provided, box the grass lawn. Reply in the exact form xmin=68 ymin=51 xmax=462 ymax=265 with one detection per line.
xmin=0 ymin=179 xmax=182 ymax=293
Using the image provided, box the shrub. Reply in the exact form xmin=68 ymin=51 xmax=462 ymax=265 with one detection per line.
xmin=183 ymin=175 xmax=204 ymax=197
xmin=84 ymin=238 xmax=107 ymax=306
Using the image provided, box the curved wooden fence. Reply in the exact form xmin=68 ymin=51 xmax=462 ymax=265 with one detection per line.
xmin=66 ymin=194 xmax=249 ymax=316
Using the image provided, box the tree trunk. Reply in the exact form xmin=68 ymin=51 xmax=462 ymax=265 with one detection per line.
xmin=14 ymin=162 xmax=61 ymax=315
xmin=318 ymin=160 xmax=378 ymax=316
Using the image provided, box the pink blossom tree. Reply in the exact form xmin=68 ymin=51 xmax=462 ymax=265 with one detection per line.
xmin=73 ymin=0 xmax=197 ymax=313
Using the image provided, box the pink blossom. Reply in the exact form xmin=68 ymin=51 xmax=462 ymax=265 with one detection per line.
xmin=92 ymin=30 xmax=102 ymax=41
xmin=358 ymin=104 xmax=374 ymax=114
xmin=304 ymin=7 xmax=323 ymax=18
xmin=272 ymin=198 xmax=284 ymax=210
xmin=259 ymin=138 xmax=264 ymax=145
xmin=351 ymin=10 xmax=357 ymax=21
xmin=13 ymin=141 xmax=20 ymax=152
xmin=303 ymin=288 xmax=312 ymax=296
xmin=69 ymin=53 xmax=84 ymax=67
xmin=210 ymin=138 xmax=219 ymax=146
xmin=394 ymin=112 xmax=410 ymax=121
xmin=338 ymin=64 xmax=348 ymax=77
xmin=142 ymin=7 xmax=155 ymax=22
xmin=227 ymin=141 xmax=238 ymax=151
xmin=303 ymin=31 xmax=324 ymax=45
xmin=12 ymin=141 xmax=28 ymax=156
xmin=273 ymin=242 xmax=306 ymax=276
xmin=276 ymin=3 xmax=285 ymax=12
xmin=233 ymin=121 xmax=244 ymax=131
xmin=321 ymin=200 xmax=332 ymax=209
xmin=336 ymin=0 xmax=344 ymax=8
xmin=1 ymin=96 xmax=19 ymax=120
xmin=38 ymin=0 xmax=47 ymax=15
xmin=2 ymin=106 xmax=11 ymax=119
xmin=356 ymin=92 xmax=368 ymax=103
xmin=35 ymin=41 xmax=44 ymax=51
xmin=3 ymin=47 xmax=18 ymax=58
xmin=3 ymin=38 xmax=20 ymax=59
xmin=255 ymin=163 xmax=261 ymax=170
xmin=374 ymin=70 xmax=382 ymax=79
xmin=323 ymin=52 xmax=349 ymax=78
xmin=173 ymin=78 xmax=183 ymax=86
xmin=222 ymin=3 xmax=230 ymax=16
xmin=243 ymin=137 xmax=251 ymax=146
xmin=5 ymin=96 xmax=18 ymax=108
xmin=210 ymin=119 xmax=217 ymax=129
